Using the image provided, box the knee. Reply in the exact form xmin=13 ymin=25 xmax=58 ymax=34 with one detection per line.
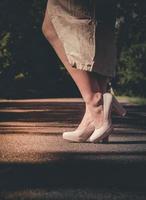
xmin=42 ymin=21 xmax=57 ymax=43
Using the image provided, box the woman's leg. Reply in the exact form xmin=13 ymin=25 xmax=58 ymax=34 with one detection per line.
xmin=42 ymin=9 xmax=109 ymax=128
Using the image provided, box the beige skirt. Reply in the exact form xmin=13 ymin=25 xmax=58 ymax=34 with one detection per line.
xmin=46 ymin=0 xmax=117 ymax=78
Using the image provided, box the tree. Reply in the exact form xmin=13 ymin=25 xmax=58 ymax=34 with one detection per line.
xmin=0 ymin=0 xmax=146 ymax=97
xmin=115 ymin=0 xmax=146 ymax=96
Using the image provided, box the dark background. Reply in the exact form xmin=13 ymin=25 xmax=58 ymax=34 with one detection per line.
xmin=0 ymin=0 xmax=146 ymax=99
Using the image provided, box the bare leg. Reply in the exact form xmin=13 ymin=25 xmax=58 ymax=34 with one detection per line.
xmin=42 ymin=9 xmax=109 ymax=128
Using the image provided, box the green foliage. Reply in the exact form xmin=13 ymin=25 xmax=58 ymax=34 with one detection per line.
xmin=0 ymin=0 xmax=146 ymax=98
xmin=117 ymin=43 xmax=146 ymax=96
xmin=14 ymin=72 xmax=28 ymax=80
xmin=0 ymin=32 xmax=11 ymax=73
xmin=115 ymin=0 xmax=146 ymax=97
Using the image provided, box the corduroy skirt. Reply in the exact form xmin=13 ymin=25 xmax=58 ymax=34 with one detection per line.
xmin=46 ymin=0 xmax=117 ymax=78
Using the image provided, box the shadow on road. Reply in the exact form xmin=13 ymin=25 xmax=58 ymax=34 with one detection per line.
xmin=0 ymin=100 xmax=146 ymax=199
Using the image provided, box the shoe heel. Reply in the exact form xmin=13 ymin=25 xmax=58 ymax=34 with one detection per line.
xmin=113 ymin=96 xmax=127 ymax=117
xmin=100 ymin=125 xmax=113 ymax=144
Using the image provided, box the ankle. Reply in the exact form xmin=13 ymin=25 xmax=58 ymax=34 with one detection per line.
xmin=84 ymin=93 xmax=103 ymax=108
xmin=85 ymin=102 xmax=104 ymax=126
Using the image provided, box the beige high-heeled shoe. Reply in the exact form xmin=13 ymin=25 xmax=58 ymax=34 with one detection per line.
xmin=62 ymin=121 xmax=95 ymax=142
xmin=89 ymin=92 xmax=113 ymax=143
xmin=93 ymin=94 xmax=127 ymax=143
xmin=62 ymin=94 xmax=126 ymax=143
xmin=112 ymin=95 xmax=127 ymax=117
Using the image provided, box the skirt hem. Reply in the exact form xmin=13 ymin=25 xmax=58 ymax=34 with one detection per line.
xmin=67 ymin=54 xmax=115 ymax=78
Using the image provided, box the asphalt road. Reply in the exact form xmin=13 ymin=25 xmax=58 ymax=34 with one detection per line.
xmin=0 ymin=98 xmax=146 ymax=200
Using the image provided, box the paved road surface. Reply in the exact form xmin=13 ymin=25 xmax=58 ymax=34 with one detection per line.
xmin=0 ymin=98 xmax=146 ymax=200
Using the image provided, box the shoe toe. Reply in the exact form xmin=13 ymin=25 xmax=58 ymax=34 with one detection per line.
xmin=62 ymin=131 xmax=77 ymax=142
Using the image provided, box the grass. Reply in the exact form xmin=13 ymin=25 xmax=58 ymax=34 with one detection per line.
xmin=117 ymin=96 xmax=146 ymax=105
